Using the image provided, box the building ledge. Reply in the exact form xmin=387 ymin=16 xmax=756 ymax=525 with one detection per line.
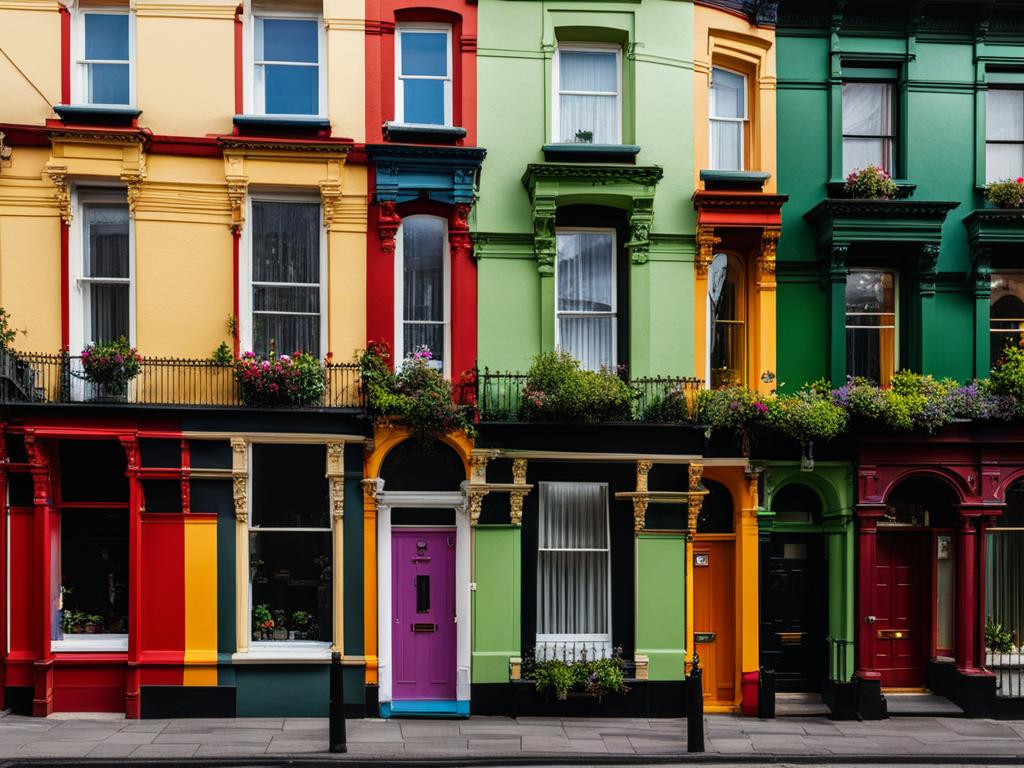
xmin=383 ymin=122 xmax=466 ymax=143
xmin=700 ymin=169 xmax=771 ymax=192
xmin=803 ymin=198 xmax=960 ymax=247
xmin=542 ymin=143 xmax=640 ymax=163
xmin=825 ymin=180 xmax=916 ymax=200
xmin=232 ymin=114 xmax=331 ymax=138
xmin=53 ymin=104 xmax=140 ymax=127
xmin=964 ymin=208 xmax=1024 ymax=248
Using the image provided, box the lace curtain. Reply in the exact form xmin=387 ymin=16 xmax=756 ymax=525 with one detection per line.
xmin=556 ymin=232 xmax=615 ymax=371
xmin=84 ymin=204 xmax=130 ymax=344
xmin=842 ymin=82 xmax=894 ymax=175
xmin=558 ymin=50 xmax=618 ymax=144
xmin=986 ymin=89 xmax=1024 ymax=183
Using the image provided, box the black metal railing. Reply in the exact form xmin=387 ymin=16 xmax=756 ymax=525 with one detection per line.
xmin=0 ymin=351 xmax=363 ymax=410
xmin=989 ymin=646 xmax=1024 ymax=699
xmin=826 ymin=637 xmax=854 ymax=683
xmin=476 ymin=368 xmax=703 ymax=423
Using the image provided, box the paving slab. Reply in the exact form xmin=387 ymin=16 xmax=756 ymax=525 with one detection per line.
xmin=86 ymin=742 xmax=144 ymax=758
xmin=129 ymin=743 xmax=201 ymax=758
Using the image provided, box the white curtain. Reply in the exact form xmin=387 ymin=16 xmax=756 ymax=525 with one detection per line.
xmin=709 ymin=67 xmax=745 ymax=170
xmin=556 ymin=232 xmax=615 ymax=370
xmin=402 ymin=216 xmax=446 ymax=366
xmin=986 ymin=89 xmax=1024 ymax=182
xmin=987 ymin=531 xmax=1024 ymax=648
xmin=84 ymin=204 xmax=130 ymax=344
xmin=537 ymin=482 xmax=610 ymax=654
xmin=558 ymin=50 xmax=618 ymax=144
xmin=842 ymin=82 xmax=893 ymax=175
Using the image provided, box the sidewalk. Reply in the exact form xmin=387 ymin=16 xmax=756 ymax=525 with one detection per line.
xmin=1 ymin=711 xmax=1024 ymax=764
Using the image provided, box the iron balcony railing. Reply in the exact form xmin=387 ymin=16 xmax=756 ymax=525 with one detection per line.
xmin=475 ymin=368 xmax=704 ymax=423
xmin=988 ymin=645 xmax=1024 ymax=699
xmin=0 ymin=351 xmax=364 ymax=410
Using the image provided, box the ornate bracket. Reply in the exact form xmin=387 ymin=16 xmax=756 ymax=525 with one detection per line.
xmin=627 ymin=199 xmax=655 ymax=266
xmin=632 ymin=460 xmax=653 ymax=533
xmin=231 ymin=437 xmax=248 ymax=523
xmin=917 ymin=243 xmax=940 ymax=296
xmin=687 ymin=462 xmax=704 ymax=538
xmin=469 ymin=454 xmax=489 ymax=484
xmin=226 ymin=179 xmax=247 ymax=233
xmin=377 ymin=200 xmax=401 ymax=254
xmin=970 ymin=242 xmax=993 ymax=299
xmin=533 ymin=197 xmax=557 ymax=276
xmin=819 ymin=241 xmax=849 ymax=289
xmin=326 ymin=441 xmax=345 ymax=521
xmin=120 ymin=165 xmax=146 ymax=219
xmin=510 ymin=458 xmax=528 ymax=526
xmin=695 ymin=225 xmax=721 ymax=276
xmin=467 ymin=489 xmax=488 ymax=527
xmin=759 ymin=229 xmax=780 ymax=276
xmin=320 ymin=182 xmax=343 ymax=229
xmin=362 ymin=477 xmax=383 ymax=503
xmin=45 ymin=164 xmax=72 ymax=227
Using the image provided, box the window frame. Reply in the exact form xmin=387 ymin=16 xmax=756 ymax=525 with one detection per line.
xmin=708 ymin=65 xmax=748 ymax=171
xmin=989 ymin=271 xmax=1024 ymax=367
xmin=239 ymin=193 xmax=328 ymax=359
xmin=985 ymin=86 xmax=1024 ymax=184
xmin=535 ymin=481 xmax=612 ymax=651
xmin=393 ymin=214 xmax=452 ymax=378
xmin=706 ymin=252 xmax=746 ymax=389
xmin=551 ymin=43 xmax=622 ymax=146
xmin=841 ymin=79 xmax=897 ymax=177
xmin=245 ymin=8 xmax=327 ymax=118
xmin=844 ymin=268 xmax=899 ymax=385
xmin=554 ymin=227 xmax=618 ymax=371
xmin=71 ymin=5 xmax=136 ymax=108
xmin=393 ymin=22 xmax=454 ymax=128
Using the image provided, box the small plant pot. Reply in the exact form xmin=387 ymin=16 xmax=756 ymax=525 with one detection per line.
xmin=272 ymin=628 xmax=288 ymax=641
xmin=83 ymin=623 xmax=96 ymax=634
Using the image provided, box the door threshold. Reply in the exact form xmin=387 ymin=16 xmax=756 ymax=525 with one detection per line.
xmin=381 ymin=700 xmax=469 ymax=719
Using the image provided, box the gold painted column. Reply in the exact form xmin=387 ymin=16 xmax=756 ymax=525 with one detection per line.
xmin=231 ymin=438 xmax=249 ymax=654
xmin=362 ymin=476 xmax=381 ymax=685
xmin=737 ymin=469 xmax=761 ymax=715
xmin=685 ymin=462 xmax=704 ymax=674
xmin=754 ymin=230 xmax=779 ymax=395
xmin=694 ymin=227 xmax=720 ymax=382
xmin=326 ymin=442 xmax=345 ymax=654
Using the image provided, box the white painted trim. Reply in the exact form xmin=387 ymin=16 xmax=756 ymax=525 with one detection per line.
xmin=244 ymin=3 xmax=326 ymax=117
xmin=709 ymin=65 xmax=748 ymax=171
xmin=394 ymin=215 xmax=451 ymax=378
xmin=554 ymin=228 xmax=617 ymax=371
xmin=70 ymin=5 xmax=136 ymax=108
xmin=551 ymin=43 xmax=622 ymax=145
xmin=52 ymin=635 xmax=129 ymax=653
xmin=376 ymin=489 xmax=470 ymax=707
xmin=232 ymin=641 xmax=331 ymax=663
xmin=394 ymin=23 xmax=453 ymax=127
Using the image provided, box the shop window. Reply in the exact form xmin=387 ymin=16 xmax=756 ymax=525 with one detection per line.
xmin=987 ymin=88 xmax=1024 ymax=183
xmin=770 ymin=483 xmax=821 ymax=525
xmin=556 ymin=230 xmax=617 ymax=371
xmin=249 ymin=444 xmax=332 ymax=643
xmin=987 ymin=480 xmax=1024 ymax=653
xmin=554 ymin=45 xmax=620 ymax=144
xmin=936 ymin=533 xmax=954 ymax=654
xmin=697 ymin=480 xmax=733 ymax=534
xmin=708 ymin=253 xmax=745 ymax=388
xmin=709 ymin=67 xmax=747 ymax=171
xmin=842 ymin=81 xmax=894 ymax=176
xmin=395 ymin=25 xmax=452 ymax=126
xmin=77 ymin=191 xmax=132 ymax=347
xmin=251 ymin=10 xmax=324 ymax=116
xmin=536 ymin=482 xmax=611 ymax=659
xmin=247 ymin=199 xmax=323 ymax=357
xmin=74 ymin=8 xmax=134 ymax=107
xmin=396 ymin=216 xmax=449 ymax=372
xmin=845 ymin=269 xmax=896 ymax=386
xmin=990 ymin=274 xmax=1024 ymax=369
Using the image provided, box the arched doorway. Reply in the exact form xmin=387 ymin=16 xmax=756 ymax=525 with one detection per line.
xmin=374 ymin=437 xmax=470 ymax=717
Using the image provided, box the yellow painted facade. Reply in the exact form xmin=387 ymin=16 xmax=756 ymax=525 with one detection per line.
xmin=183 ymin=514 xmax=218 ymax=686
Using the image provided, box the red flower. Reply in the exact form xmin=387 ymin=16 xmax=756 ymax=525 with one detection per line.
xmin=1017 ymin=177 xmax=1024 ymax=185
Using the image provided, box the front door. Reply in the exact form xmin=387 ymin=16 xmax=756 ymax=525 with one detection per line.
xmin=392 ymin=529 xmax=456 ymax=702
xmin=874 ymin=533 xmax=929 ymax=688
xmin=692 ymin=539 xmax=735 ymax=705
xmin=761 ymin=534 xmax=827 ymax=691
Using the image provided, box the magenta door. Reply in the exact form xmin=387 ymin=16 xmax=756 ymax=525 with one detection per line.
xmin=392 ymin=529 xmax=457 ymax=701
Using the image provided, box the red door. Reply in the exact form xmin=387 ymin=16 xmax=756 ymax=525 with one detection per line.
xmin=873 ymin=533 xmax=929 ymax=688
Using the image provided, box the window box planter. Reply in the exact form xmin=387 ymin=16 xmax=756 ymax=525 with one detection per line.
xmin=504 ymin=678 xmax=684 ymax=718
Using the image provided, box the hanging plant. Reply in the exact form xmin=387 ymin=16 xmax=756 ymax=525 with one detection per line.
xmin=81 ymin=337 xmax=142 ymax=399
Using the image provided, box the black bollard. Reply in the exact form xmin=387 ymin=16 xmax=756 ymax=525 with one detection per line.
xmin=758 ymin=667 xmax=776 ymax=720
xmin=687 ymin=652 xmax=705 ymax=753
xmin=329 ymin=651 xmax=347 ymax=753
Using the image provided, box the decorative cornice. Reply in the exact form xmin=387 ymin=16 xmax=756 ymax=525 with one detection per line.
xmin=522 ymin=163 xmax=664 ymax=190
xmin=48 ymin=128 xmax=144 ymax=145
xmin=964 ymin=207 xmax=1024 ymax=247
xmin=805 ymin=199 xmax=960 ymax=223
xmin=693 ymin=191 xmax=789 ymax=212
xmin=366 ymin=144 xmax=486 ymax=164
xmin=217 ymin=137 xmax=352 ymax=155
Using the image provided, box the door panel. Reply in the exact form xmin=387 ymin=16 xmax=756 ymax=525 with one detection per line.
xmin=873 ymin=533 xmax=929 ymax=688
xmin=692 ymin=540 xmax=735 ymax=704
xmin=392 ymin=529 xmax=457 ymax=701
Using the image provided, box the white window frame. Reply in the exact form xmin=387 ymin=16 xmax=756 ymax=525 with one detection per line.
xmin=554 ymin=227 xmax=618 ymax=371
xmin=844 ymin=268 xmax=899 ymax=381
xmin=986 ymin=87 xmax=1024 ymax=184
xmin=244 ymin=5 xmax=327 ymax=118
xmin=551 ymin=44 xmax=622 ymax=145
xmin=841 ymin=80 xmax=896 ymax=177
xmin=239 ymin=193 xmax=328 ymax=358
xmin=393 ymin=214 xmax=451 ymax=378
xmin=394 ymin=23 xmax=453 ymax=127
xmin=71 ymin=5 xmax=136 ymax=108
xmin=535 ymin=481 xmax=612 ymax=657
xmin=709 ymin=65 xmax=748 ymax=171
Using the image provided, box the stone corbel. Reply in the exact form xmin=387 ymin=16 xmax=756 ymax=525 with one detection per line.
xmin=326 ymin=441 xmax=345 ymax=521
xmin=469 ymin=454 xmax=489 ymax=484
xmin=226 ymin=179 xmax=248 ymax=233
xmin=819 ymin=241 xmax=849 ymax=289
xmin=362 ymin=477 xmax=383 ymax=502
xmin=231 ymin=437 xmax=248 ymax=523
xmin=970 ymin=242 xmax=993 ymax=299
xmin=532 ymin=197 xmax=557 ymax=276
xmin=467 ymin=488 xmax=488 ymax=527
xmin=377 ymin=200 xmax=401 ymax=254
xmin=449 ymin=201 xmax=473 ymax=262
xmin=45 ymin=164 xmax=72 ymax=227
xmin=917 ymin=243 xmax=940 ymax=296
xmin=687 ymin=462 xmax=704 ymax=537
xmin=758 ymin=229 xmax=780 ymax=277
xmin=320 ymin=182 xmax=343 ymax=229
xmin=627 ymin=199 xmax=655 ymax=265
xmin=695 ymin=225 xmax=720 ymax=276
xmin=510 ymin=458 xmax=528 ymax=526
xmin=633 ymin=460 xmax=653 ymax=533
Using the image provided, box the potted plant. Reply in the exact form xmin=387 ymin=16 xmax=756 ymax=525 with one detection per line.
xmin=252 ymin=603 xmax=274 ymax=641
xmin=272 ymin=609 xmax=288 ymax=641
xmin=843 ymin=165 xmax=898 ymax=200
xmin=83 ymin=614 xmax=102 ymax=634
xmin=985 ymin=177 xmax=1024 ymax=209
xmin=574 ymin=129 xmax=593 ymax=144
xmin=290 ymin=610 xmax=313 ymax=640
xmin=234 ymin=350 xmax=326 ymax=407
xmin=81 ymin=337 xmax=142 ymax=401
xmin=525 ymin=647 xmax=629 ymax=703
xmin=61 ymin=609 xmax=87 ymax=635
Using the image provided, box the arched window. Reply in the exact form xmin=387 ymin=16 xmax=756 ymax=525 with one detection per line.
xmin=990 ymin=274 xmax=1024 ymax=370
xmin=770 ymin=483 xmax=822 ymax=525
xmin=697 ymin=479 xmax=734 ymax=534
xmin=709 ymin=253 xmax=745 ymax=388
xmin=396 ymin=215 xmax=449 ymax=374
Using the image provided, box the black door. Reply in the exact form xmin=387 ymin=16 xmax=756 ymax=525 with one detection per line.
xmin=760 ymin=534 xmax=827 ymax=692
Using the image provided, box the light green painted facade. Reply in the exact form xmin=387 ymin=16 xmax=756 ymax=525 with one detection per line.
xmin=635 ymin=533 xmax=687 ymax=680
xmin=471 ymin=526 xmax=521 ymax=684
xmin=475 ymin=0 xmax=697 ymax=377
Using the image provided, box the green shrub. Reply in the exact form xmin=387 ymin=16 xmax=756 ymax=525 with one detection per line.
xmin=986 ymin=177 xmax=1024 ymax=209
xmin=0 ymin=307 xmax=25 ymax=352
xmin=211 ymin=341 xmax=234 ymax=366
xmin=520 ymin=350 xmax=635 ymax=422
xmin=695 ymin=385 xmax=768 ymax=431
xmin=643 ymin=388 xmax=693 ymax=422
xmin=989 ymin=344 xmax=1024 ymax=408
xmin=766 ymin=381 xmax=847 ymax=444
xmin=527 ymin=651 xmax=629 ymax=701
xmin=985 ymin=619 xmax=1015 ymax=654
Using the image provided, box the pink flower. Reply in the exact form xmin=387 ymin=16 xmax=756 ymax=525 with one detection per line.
xmin=1017 ymin=177 xmax=1024 ymax=185
xmin=754 ymin=401 xmax=768 ymax=415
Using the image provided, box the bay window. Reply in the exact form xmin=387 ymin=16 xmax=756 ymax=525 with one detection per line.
xmin=554 ymin=46 xmax=620 ymax=145
xmin=845 ymin=269 xmax=896 ymax=386
xmin=396 ymin=216 xmax=448 ymax=371
xmin=555 ymin=230 xmax=616 ymax=371
xmin=248 ymin=199 xmax=323 ymax=357
xmin=709 ymin=67 xmax=747 ymax=171
xmin=990 ymin=274 xmax=1024 ymax=369
xmin=842 ymin=82 xmax=894 ymax=176
xmin=249 ymin=444 xmax=332 ymax=645
xmin=78 ymin=193 xmax=131 ymax=346
xmin=252 ymin=13 xmax=324 ymax=116
xmin=75 ymin=9 xmax=133 ymax=106
xmin=395 ymin=25 xmax=452 ymax=126
xmin=536 ymin=482 xmax=611 ymax=660
xmin=986 ymin=88 xmax=1024 ymax=183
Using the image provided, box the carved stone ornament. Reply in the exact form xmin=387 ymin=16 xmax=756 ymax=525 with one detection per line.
xmin=232 ymin=475 xmax=248 ymax=523
xmin=627 ymin=199 xmax=655 ymax=265
xmin=362 ymin=477 xmax=382 ymax=501
xmin=320 ymin=181 xmax=342 ymax=228
xmin=467 ymin=490 xmax=488 ymax=527
xmin=121 ymin=166 xmax=146 ymax=219
xmin=687 ymin=462 xmax=704 ymax=534
xmin=46 ymin=165 xmax=72 ymax=226
xmin=695 ymin=226 xmax=721 ymax=276
xmin=378 ymin=200 xmax=401 ymax=254
xmin=759 ymin=229 xmax=780 ymax=275
xmin=632 ymin=460 xmax=653 ymax=533
xmin=469 ymin=454 xmax=489 ymax=483
xmin=509 ymin=458 xmax=528 ymax=526
xmin=226 ymin=180 xmax=247 ymax=233
xmin=533 ymin=199 xmax=557 ymax=276
xmin=326 ymin=441 xmax=345 ymax=520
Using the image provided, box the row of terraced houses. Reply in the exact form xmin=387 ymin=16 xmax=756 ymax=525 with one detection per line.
xmin=0 ymin=0 xmax=1023 ymax=723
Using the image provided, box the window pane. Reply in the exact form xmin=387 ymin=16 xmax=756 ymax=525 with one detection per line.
xmin=403 ymin=79 xmax=445 ymax=125
xmin=538 ymin=482 xmax=608 ymax=549
xmin=253 ymin=313 xmax=319 ymax=358
xmin=60 ymin=509 xmax=129 ymax=637
xmin=403 ymin=218 xmax=445 ymax=323
xmin=557 ymin=232 xmax=613 ymax=312
xmin=842 ymin=82 xmax=893 ymax=136
xmin=710 ymin=321 xmax=744 ymax=387
xmin=558 ymin=317 xmax=614 ymax=371
xmin=986 ymin=143 xmax=1024 ymax=184
xmin=560 ymin=51 xmax=617 ymax=93
xmin=403 ymin=323 xmax=444 ymax=367
xmin=559 ymin=94 xmax=617 ymax=143
xmin=990 ymin=275 xmax=1024 ymax=369
xmin=85 ymin=14 xmax=129 ymax=61
xmin=846 ymin=271 xmax=895 ymax=384
xmin=711 ymin=67 xmax=745 ymax=119
xmin=252 ymin=202 xmax=320 ymax=284
xmin=987 ymin=89 xmax=1024 ymax=142
xmin=88 ymin=63 xmax=130 ymax=105
xmin=843 ymin=137 xmax=890 ymax=175
xmin=85 ymin=206 xmax=129 ymax=278
xmin=253 ymin=285 xmax=320 ymax=314
xmin=710 ymin=119 xmax=742 ymax=170
xmin=251 ymin=444 xmax=329 ymax=528
xmin=986 ymin=531 xmax=1024 ymax=650
xmin=400 ymin=31 xmax=447 ymax=77
xmin=250 ymin=530 xmax=331 ymax=642
xmin=89 ymin=283 xmax=130 ymax=344
xmin=264 ymin=65 xmax=318 ymax=115
xmin=260 ymin=18 xmax=318 ymax=63
xmin=846 ymin=270 xmax=894 ymax=314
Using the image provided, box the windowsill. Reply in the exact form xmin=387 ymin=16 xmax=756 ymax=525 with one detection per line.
xmin=542 ymin=143 xmax=640 ymax=163
xmin=232 ymin=114 xmax=332 ymax=137
xmin=699 ymin=169 xmax=771 ymax=192
xmin=53 ymin=104 xmax=141 ymax=128
xmin=825 ymin=179 xmax=916 ymax=200
xmin=52 ymin=634 xmax=129 ymax=653
xmin=233 ymin=641 xmax=332 ymax=664
xmin=383 ymin=122 xmax=467 ymax=143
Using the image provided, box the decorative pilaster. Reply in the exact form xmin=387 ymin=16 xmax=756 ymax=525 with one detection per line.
xmin=231 ymin=437 xmax=250 ymax=654
xmin=823 ymin=242 xmax=850 ymax=387
xmin=121 ymin=167 xmax=146 ymax=219
xmin=626 ymin=198 xmax=655 ymax=265
xmin=758 ymin=229 xmax=779 ymax=276
xmin=45 ymin=165 xmax=72 ymax=226
xmin=320 ymin=181 xmax=343 ymax=228
xmin=633 ymin=460 xmax=653 ymax=533
xmin=510 ymin=458 xmax=528 ymax=526
xmin=326 ymin=442 xmax=345 ymax=520
xmin=917 ymin=243 xmax=940 ymax=296
xmin=449 ymin=201 xmax=474 ymax=262
xmin=377 ymin=200 xmax=401 ymax=254
xmin=955 ymin=514 xmax=980 ymax=673
xmin=326 ymin=441 xmax=345 ymax=655
xmin=695 ymin=226 xmax=720 ymax=276
xmin=532 ymin=197 xmax=557 ymax=276
xmin=687 ymin=462 xmax=704 ymax=536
